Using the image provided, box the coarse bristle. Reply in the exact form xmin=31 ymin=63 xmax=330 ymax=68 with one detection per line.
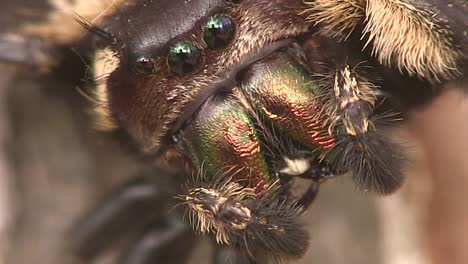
xmin=308 ymin=57 xmax=404 ymax=194
xmin=364 ymin=0 xmax=459 ymax=82
xmin=92 ymin=48 xmax=120 ymax=130
xmin=19 ymin=0 xmax=127 ymax=45
xmin=303 ymin=0 xmax=365 ymax=40
xmin=304 ymin=0 xmax=461 ymax=82
xmin=180 ymin=176 xmax=309 ymax=262
xmin=314 ymin=62 xmax=377 ymax=137
xmin=182 ymin=180 xmax=256 ymax=244
xmin=317 ymin=66 xmax=404 ymax=194
xmin=325 ymin=130 xmax=405 ymax=195
xmin=333 ymin=65 xmax=376 ymax=136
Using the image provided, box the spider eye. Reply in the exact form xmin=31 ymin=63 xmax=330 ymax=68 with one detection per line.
xmin=203 ymin=15 xmax=235 ymax=50
xmin=135 ymin=56 xmax=154 ymax=74
xmin=168 ymin=42 xmax=202 ymax=75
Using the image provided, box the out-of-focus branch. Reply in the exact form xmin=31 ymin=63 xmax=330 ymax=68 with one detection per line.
xmin=0 ymin=64 xmax=17 ymax=264
xmin=410 ymin=87 xmax=468 ymax=264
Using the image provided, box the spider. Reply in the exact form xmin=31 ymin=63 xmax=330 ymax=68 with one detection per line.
xmin=0 ymin=0 xmax=466 ymax=263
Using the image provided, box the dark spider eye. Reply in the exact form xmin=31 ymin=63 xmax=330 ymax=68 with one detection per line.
xmin=168 ymin=42 xmax=202 ymax=75
xmin=203 ymin=15 xmax=235 ymax=49
xmin=135 ymin=56 xmax=154 ymax=74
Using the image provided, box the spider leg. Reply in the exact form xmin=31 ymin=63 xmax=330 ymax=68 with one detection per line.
xmin=290 ymin=161 xmax=337 ymax=210
xmin=296 ymin=180 xmax=320 ymax=210
xmin=117 ymin=218 xmax=195 ymax=264
xmin=69 ymin=176 xmax=168 ymax=261
xmin=182 ymin=175 xmax=309 ymax=263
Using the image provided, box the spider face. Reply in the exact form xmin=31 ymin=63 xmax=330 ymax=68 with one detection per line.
xmin=1 ymin=0 xmax=466 ymax=263
xmin=86 ymin=0 xmax=407 ymax=260
xmin=93 ymin=0 xmax=309 ymax=153
xmin=77 ymin=0 xmax=467 ymax=261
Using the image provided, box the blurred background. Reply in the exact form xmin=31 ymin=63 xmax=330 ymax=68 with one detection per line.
xmin=0 ymin=1 xmax=467 ymax=264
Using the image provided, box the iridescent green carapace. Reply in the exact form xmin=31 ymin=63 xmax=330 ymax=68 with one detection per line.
xmin=183 ymin=95 xmax=273 ymax=193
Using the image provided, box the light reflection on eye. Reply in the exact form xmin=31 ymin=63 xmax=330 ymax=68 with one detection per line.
xmin=203 ymin=15 xmax=236 ymax=50
xmin=167 ymin=42 xmax=203 ymax=75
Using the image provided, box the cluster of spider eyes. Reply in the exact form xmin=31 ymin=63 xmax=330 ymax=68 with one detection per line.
xmin=136 ymin=15 xmax=236 ymax=76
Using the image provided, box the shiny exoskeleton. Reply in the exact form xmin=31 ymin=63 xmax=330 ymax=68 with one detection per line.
xmin=0 ymin=0 xmax=466 ymax=263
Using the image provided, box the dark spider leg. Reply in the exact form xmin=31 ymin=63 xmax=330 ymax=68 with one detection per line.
xmin=294 ymin=162 xmax=337 ymax=210
xmin=297 ymin=181 xmax=320 ymax=210
xmin=117 ymin=218 xmax=195 ymax=264
xmin=69 ymin=176 xmax=167 ymax=261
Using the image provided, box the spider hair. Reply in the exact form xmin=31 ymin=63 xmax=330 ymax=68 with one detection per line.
xmin=304 ymin=0 xmax=464 ymax=82
xmin=179 ymin=173 xmax=309 ymax=262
